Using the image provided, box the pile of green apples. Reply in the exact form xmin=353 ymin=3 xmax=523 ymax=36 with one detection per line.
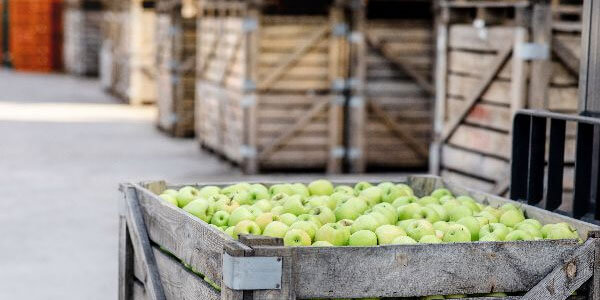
xmin=158 ymin=180 xmax=580 ymax=247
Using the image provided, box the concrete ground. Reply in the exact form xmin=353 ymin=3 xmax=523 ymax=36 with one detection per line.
xmin=0 ymin=69 xmax=239 ymax=299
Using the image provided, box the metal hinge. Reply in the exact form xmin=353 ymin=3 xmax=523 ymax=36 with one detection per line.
xmin=348 ymin=147 xmax=362 ymax=159
xmin=243 ymin=18 xmax=258 ymax=32
xmin=330 ymin=147 xmax=345 ymax=158
xmin=349 ymin=31 xmax=363 ymax=44
xmin=222 ymin=253 xmax=282 ymax=290
xmin=331 ymin=78 xmax=346 ymax=92
xmin=516 ymin=43 xmax=550 ymax=60
xmin=240 ymin=146 xmax=257 ymax=158
xmin=333 ymin=23 xmax=349 ymax=37
xmin=347 ymin=77 xmax=361 ymax=90
xmin=349 ymin=96 xmax=364 ymax=107
xmin=473 ymin=19 xmax=488 ymax=40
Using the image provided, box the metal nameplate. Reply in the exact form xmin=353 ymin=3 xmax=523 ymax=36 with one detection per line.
xmin=516 ymin=43 xmax=550 ymax=60
xmin=222 ymin=253 xmax=282 ymax=290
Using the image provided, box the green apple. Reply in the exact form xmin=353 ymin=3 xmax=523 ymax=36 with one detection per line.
xmin=263 ymin=221 xmax=289 ymax=238
xmin=350 ymin=214 xmax=380 ymax=234
xmin=518 ymin=219 xmax=543 ymax=230
xmin=505 ymin=229 xmax=534 ymax=241
xmin=289 ymin=221 xmax=318 ymax=240
xmin=446 ymin=295 xmax=467 ymax=299
xmin=270 ymin=193 xmax=288 ymax=206
xmin=210 ymin=211 xmax=230 ymax=227
xmin=483 ymin=206 xmax=503 ymax=219
xmin=183 ymin=199 xmax=215 ymax=223
xmin=391 ymin=235 xmax=417 ymax=245
xmin=248 ymin=183 xmax=271 ymax=201
xmin=438 ymin=195 xmax=455 ymax=204
xmin=479 ymin=233 xmax=501 ymax=242
xmin=162 ymin=189 xmax=178 ymax=197
xmin=225 ymin=226 xmax=235 ymax=239
xmin=269 ymin=183 xmax=294 ymax=196
xmin=271 ymin=206 xmax=284 ymax=216
xmin=255 ymin=212 xmax=276 ymax=231
xmin=354 ymin=181 xmax=373 ymax=195
xmin=233 ymin=220 xmax=261 ymax=239
xmin=290 ymin=183 xmax=310 ymax=199
xmin=435 ymin=230 xmax=444 ymax=239
xmin=348 ymin=230 xmax=378 ymax=246
xmin=315 ymin=223 xmax=349 ymax=246
xmin=397 ymin=219 xmax=416 ymax=232
xmin=431 ymin=188 xmax=452 ymax=199
xmin=414 ymin=206 xmax=441 ymax=223
xmin=426 ymin=204 xmax=448 ymax=222
xmin=304 ymin=196 xmax=325 ymax=209
xmin=443 ymin=224 xmax=471 ymax=243
xmin=359 ymin=187 xmax=383 ymax=207
xmin=543 ymin=224 xmax=578 ymax=240
xmin=368 ymin=211 xmax=390 ymax=227
xmin=447 ymin=205 xmax=473 ymax=222
xmin=221 ymin=183 xmax=251 ymax=198
xmin=247 ymin=206 xmax=263 ymax=219
xmin=457 ymin=196 xmax=481 ymax=213
xmin=333 ymin=185 xmax=355 ymax=195
xmin=228 ymin=207 xmax=255 ymax=226
xmin=337 ymin=219 xmax=353 ymax=239
xmin=395 ymin=184 xmax=414 ymax=196
xmin=457 ymin=216 xmax=481 ymax=241
xmin=253 ymin=199 xmax=272 ymax=213
xmin=159 ymin=194 xmax=179 ymax=207
xmin=283 ymin=195 xmax=307 ymax=216
xmin=279 ymin=213 xmax=298 ymax=226
xmin=330 ymin=192 xmax=351 ymax=208
xmin=417 ymin=196 xmax=440 ymax=206
xmin=297 ymin=214 xmax=323 ymax=228
xmin=500 ymin=203 xmax=521 ymax=213
xmin=312 ymin=241 xmax=333 ymax=247
xmin=308 ymin=179 xmax=334 ymax=196
xmin=480 ymin=223 xmax=510 ymax=241
xmin=177 ymin=186 xmax=200 ymax=207
xmin=284 ymin=229 xmax=311 ymax=246
xmin=422 ymin=295 xmax=445 ymax=300
xmin=473 ymin=211 xmax=498 ymax=224
xmin=198 ymin=186 xmax=221 ymax=199
xmin=377 ymin=181 xmax=395 ymax=191
xmin=499 ymin=209 xmax=525 ymax=228
xmin=232 ymin=190 xmax=252 ymax=205
xmin=214 ymin=196 xmax=240 ymax=214
xmin=309 ymin=206 xmax=336 ymax=225
xmin=381 ymin=184 xmax=411 ymax=203
xmin=406 ymin=219 xmax=435 ymax=241
xmin=484 ymin=292 xmax=508 ymax=297
xmin=375 ymin=225 xmax=406 ymax=245
xmin=442 ymin=199 xmax=462 ymax=213
xmin=515 ymin=222 xmax=542 ymax=239
xmin=419 ymin=235 xmax=442 ymax=244
xmin=392 ymin=196 xmax=418 ymax=208
xmin=372 ymin=203 xmax=398 ymax=224
xmin=433 ymin=221 xmax=451 ymax=233
xmin=335 ymin=197 xmax=368 ymax=221
xmin=474 ymin=216 xmax=491 ymax=228
xmin=397 ymin=203 xmax=422 ymax=221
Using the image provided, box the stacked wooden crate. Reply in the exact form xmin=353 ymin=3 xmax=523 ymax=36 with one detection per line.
xmin=195 ymin=0 xmax=347 ymax=173
xmin=347 ymin=0 xmax=435 ymax=173
xmin=155 ymin=0 xmax=196 ymax=137
xmin=435 ymin=0 xmax=581 ymax=204
xmin=63 ymin=0 xmax=103 ymax=76
xmin=100 ymin=0 xmax=156 ymax=105
xmin=9 ymin=0 xmax=64 ymax=72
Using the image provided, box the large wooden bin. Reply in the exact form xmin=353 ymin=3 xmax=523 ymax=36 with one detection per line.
xmin=195 ymin=0 xmax=347 ymax=174
xmin=63 ymin=0 xmax=103 ymax=76
xmin=434 ymin=0 xmax=581 ymax=201
xmin=155 ymin=0 xmax=196 ymax=137
xmin=119 ymin=176 xmax=600 ymax=300
xmin=100 ymin=0 xmax=130 ymax=98
xmin=347 ymin=0 xmax=435 ymax=173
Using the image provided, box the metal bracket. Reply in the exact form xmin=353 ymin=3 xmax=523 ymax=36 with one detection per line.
xmin=330 ymin=147 xmax=345 ymax=158
xmin=349 ymin=31 xmax=363 ymax=44
xmin=243 ymin=18 xmax=258 ymax=32
xmin=240 ymin=145 xmax=257 ymax=158
xmin=333 ymin=23 xmax=349 ymax=37
xmin=222 ymin=253 xmax=282 ymax=290
xmin=331 ymin=78 xmax=346 ymax=92
xmin=473 ymin=19 xmax=488 ymax=40
xmin=349 ymin=96 xmax=364 ymax=108
xmin=347 ymin=77 xmax=362 ymax=89
xmin=516 ymin=43 xmax=550 ymax=60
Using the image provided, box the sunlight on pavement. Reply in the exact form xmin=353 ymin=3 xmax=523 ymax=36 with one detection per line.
xmin=0 ymin=102 xmax=156 ymax=123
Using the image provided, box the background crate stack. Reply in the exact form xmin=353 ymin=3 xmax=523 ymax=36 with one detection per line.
xmin=347 ymin=0 xmax=435 ymax=173
xmin=155 ymin=0 xmax=196 ymax=137
xmin=9 ymin=0 xmax=63 ymax=72
xmin=435 ymin=0 xmax=581 ymax=205
xmin=100 ymin=0 xmax=130 ymax=97
xmin=63 ymin=0 xmax=103 ymax=76
xmin=195 ymin=0 xmax=347 ymax=174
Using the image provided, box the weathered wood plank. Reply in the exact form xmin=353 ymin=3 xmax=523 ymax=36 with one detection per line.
xmin=449 ymin=25 xmax=516 ymax=51
xmin=441 ymin=145 xmax=509 ymax=182
xmin=119 ymin=214 xmax=135 ymax=300
xmin=291 ymin=240 xmax=580 ymax=298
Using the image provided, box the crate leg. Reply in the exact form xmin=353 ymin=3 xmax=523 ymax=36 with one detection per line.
xmin=119 ymin=215 xmax=134 ymax=300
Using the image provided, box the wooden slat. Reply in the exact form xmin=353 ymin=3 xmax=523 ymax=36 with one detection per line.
xmin=291 ymin=240 xmax=580 ymax=298
xmin=448 ymin=125 xmax=511 ymax=159
xmin=447 ymin=99 xmax=511 ymax=131
xmin=441 ymin=145 xmax=509 ymax=182
xmin=441 ymin=169 xmax=496 ymax=193
xmin=119 ymin=214 xmax=135 ymax=300
xmin=553 ymin=35 xmax=581 ymax=78
xmin=449 ymin=25 xmax=516 ymax=51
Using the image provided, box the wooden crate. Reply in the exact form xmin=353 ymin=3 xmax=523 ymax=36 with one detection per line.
xmin=155 ymin=0 xmax=196 ymax=137
xmin=63 ymin=4 xmax=103 ymax=76
xmin=347 ymin=0 xmax=435 ymax=173
xmin=100 ymin=0 xmax=156 ymax=105
xmin=119 ymin=175 xmax=600 ymax=300
xmin=195 ymin=0 xmax=347 ymax=174
xmin=433 ymin=1 xmax=581 ymax=201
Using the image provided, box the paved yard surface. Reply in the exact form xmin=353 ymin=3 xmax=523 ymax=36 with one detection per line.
xmin=0 ymin=70 xmax=239 ymax=299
